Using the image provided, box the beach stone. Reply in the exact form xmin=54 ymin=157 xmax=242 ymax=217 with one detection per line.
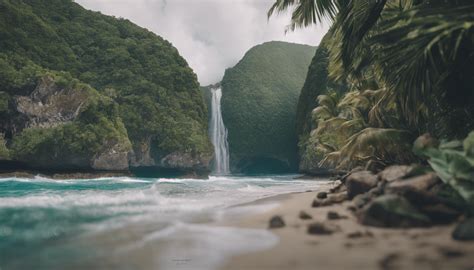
xmin=269 ymin=215 xmax=285 ymax=229
xmin=358 ymin=194 xmax=430 ymax=228
xmin=347 ymin=230 xmax=374 ymax=238
xmin=378 ymin=165 xmax=413 ymax=182
xmin=327 ymin=211 xmax=346 ymax=220
xmin=452 ymin=218 xmax=474 ymax=241
xmin=346 ymin=171 xmax=379 ymax=199
xmin=299 ymin=211 xmax=313 ymax=220
xmin=312 ymin=191 xmax=348 ymax=207
xmin=316 ymin=191 xmax=327 ymax=199
xmin=307 ymin=222 xmax=337 ymax=235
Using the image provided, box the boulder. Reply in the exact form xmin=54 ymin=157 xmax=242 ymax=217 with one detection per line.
xmin=91 ymin=142 xmax=130 ymax=171
xmin=346 ymin=171 xmax=379 ymax=199
xmin=316 ymin=191 xmax=328 ymax=199
xmin=358 ymin=194 xmax=431 ymax=228
xmin=378 ymin=165 xmax=413 ymax=182
xmin=312 ymin=191 xmax=348 ymax=207
xmin=386 ymin=173 xmax=440 ymax=194
xmin=347 ymin=231 xmax=374 ymax=238
xmin=307 ymin=222 xmax=338 ymax=235
xmin=352 ymin=192 xmax=373 ymax=209
xmin=420 ymin=203 xmax=461 ymax=224
xmin=327 ymin=211 xmax=346 ymax=220
xmin=299 ymin=211 xmax=313 ymax=220
xmin=452 ymin=218 xmax=474 ymax=241
xmin=269 ymin=215 xmax=285 ymax=229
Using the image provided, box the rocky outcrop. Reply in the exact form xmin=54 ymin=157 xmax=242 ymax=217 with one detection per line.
xmin=129 ymin=137 xmax=212 ymax=173
xmin=311 ymin=163 xmax=466 ymax=239
xmin=14 ymin=76 xmax=87 ymax=129
xmin=91 ymin=140 xmax=130 ymax=171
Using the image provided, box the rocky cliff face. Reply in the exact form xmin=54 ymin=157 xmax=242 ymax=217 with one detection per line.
xmin=1 ymin=74 xmax=211 ymax=173
xmin=14 ymin=76 xmax=86 ymax=129
xmin=1 ymin=74 xmax=132 ymax=171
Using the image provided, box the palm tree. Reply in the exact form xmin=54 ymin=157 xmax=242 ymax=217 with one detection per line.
xmin=269 ymin=0 xmax=474 ymax=138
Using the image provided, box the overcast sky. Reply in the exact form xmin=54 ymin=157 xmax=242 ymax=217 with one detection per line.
xmin=75 ymin=0 xmax=329 ymax=85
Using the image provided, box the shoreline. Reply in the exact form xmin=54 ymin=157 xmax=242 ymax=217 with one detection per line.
xmin=219 ymin=182 xmax=474 ymax=270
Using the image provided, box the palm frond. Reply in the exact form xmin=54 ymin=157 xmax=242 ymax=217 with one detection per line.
xmin=372 ymin=4 xmax=474 ymax=127
xmin=268 ymin=0 xmax=341 ymax=32
xmin=336 ymin=128 xmax=415 ymax=169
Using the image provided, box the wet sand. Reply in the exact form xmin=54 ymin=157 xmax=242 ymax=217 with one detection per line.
xmin=221 ymin=182 xmax=474 ymax=270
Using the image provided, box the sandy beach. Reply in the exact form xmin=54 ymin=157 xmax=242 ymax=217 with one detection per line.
xmin=221 ymin=182 xmax=474 ymax=270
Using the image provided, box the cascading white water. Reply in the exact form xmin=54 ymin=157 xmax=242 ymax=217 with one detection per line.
xmin=209 ymin=87 xmax=230 ymax=175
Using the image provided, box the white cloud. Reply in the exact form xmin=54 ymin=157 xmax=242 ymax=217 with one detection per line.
xmin=75 ymin=0 xmax=329 ymax=85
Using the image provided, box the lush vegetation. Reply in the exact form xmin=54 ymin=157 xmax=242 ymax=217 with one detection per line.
xmin=414 ymin=132 xmax=474 ymax=212
xmin=221 ymin=41 xmax=316 ymax=173
xmin=0 ymin=0 xmax=212 ymax=169
xmin=270 ymin=0 xmax=474 ymax=174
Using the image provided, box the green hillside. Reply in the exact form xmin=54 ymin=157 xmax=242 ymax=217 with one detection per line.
xmin=0 ymin=0 xmax=212 ymax=173
xmin=221 ymin=41 xmax=316 ymax=173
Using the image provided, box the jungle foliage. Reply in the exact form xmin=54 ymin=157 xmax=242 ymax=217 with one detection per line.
xmin=270 ymin=0 xmax=474 ymax=173
xmin=0 ymin=0 xmax=212 ymax=164
xmin=221 ymin=41 xmax=316 ymax=172
xmin=414 ymin=132 xmax=474 ymax=211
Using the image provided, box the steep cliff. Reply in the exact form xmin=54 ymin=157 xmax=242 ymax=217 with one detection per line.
xmin=221 ymin=41 xmax=316 ymax=173
xmin=296 ymin=32 xmax=347 ymax=174
xmin=0 ymin=0 xmax=212 ymax=173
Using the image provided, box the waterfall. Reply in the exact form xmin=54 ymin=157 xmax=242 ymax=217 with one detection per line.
xmin=209 ymin=87 xmax=230 ymax=175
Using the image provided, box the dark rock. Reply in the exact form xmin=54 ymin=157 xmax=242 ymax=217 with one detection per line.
xmin=378 ymin=165 xmax=413 ymax=183
xmin=352 ymin=192 xmax=372 ymax=209
xmin=386 ymin=173 xmax=440 ymax=194
xmin=420 ymin=203 xmax=461 ymax=224
xmin=316 ymin=191 xmax=328 ymax=199
xmin=312 ymin=191 xmax=348 ymax=207
xmin=365 ymin=159 xmax=385 ymax=173
xmin=327 ymin=211 xmax=346 ymax=220
xmin=452 ymin=218 xmax=474 ymax=241
xmin=438 ymin=247 xmax=464 ymax=258
xmin=346 ymin=171 xmax=379 ymax=199
xmin=299 ymin=211 xmax=313 ymax=220
xmin=347 ymin=230 xmax=374 ymax=238
xmin=368 ymin=181 xmax=385 ymax=197
xmin=307 ymin=222 xmax=337 ymax=235
xmin=358 ymin=194 xmax=431 ymax=228
xmin=269 ymin=215 xmax=285 ymax=229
